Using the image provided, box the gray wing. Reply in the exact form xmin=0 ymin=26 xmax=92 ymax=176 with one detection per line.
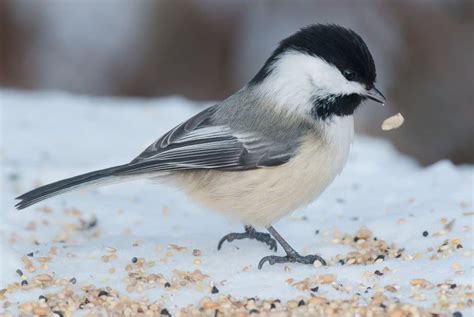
xmin=122 ymin=105 xmax=297 ymax=175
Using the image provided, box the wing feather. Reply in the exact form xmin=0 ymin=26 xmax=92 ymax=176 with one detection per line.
xmin=124 ymin=105 xmax=296 ymax=174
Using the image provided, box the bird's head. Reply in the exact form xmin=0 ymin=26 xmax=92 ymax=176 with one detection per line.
xmin=250 ymin=24 xmax=385 ymax=121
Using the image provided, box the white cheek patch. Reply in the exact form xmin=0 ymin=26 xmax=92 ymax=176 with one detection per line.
xmin=258 ymin=51 xmax=366 ymax=117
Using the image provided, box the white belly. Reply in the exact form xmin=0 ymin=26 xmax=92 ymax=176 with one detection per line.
xmin=171 ymin=116 xmax=354 ymax=226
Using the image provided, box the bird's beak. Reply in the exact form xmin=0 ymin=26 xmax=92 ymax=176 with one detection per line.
xmin=366 ymin=86 xmax=386 ymax=105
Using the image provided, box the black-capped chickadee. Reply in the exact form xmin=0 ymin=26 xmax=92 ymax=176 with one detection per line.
xmin=15 ymin=24 xmax=385 ymax=269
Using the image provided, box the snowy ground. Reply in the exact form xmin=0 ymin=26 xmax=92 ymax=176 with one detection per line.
xmin=0 ymin=90 xmax=472 ymax=316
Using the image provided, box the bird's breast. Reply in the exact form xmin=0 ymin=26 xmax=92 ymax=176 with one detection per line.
xmin=171 ymin=116 xmax=354 ymax=226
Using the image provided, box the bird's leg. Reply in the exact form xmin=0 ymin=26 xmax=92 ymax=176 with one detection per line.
xmin=217 ymin=225 xmax=277 ymax=251
xmin=258 ymin=225 xmax=327 ymax=269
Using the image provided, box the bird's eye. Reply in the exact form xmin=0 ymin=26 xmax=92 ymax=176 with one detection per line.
xmin=343 ymin=69 xmax=357 ymax=81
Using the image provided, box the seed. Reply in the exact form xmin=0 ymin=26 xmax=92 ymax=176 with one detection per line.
xmin=69 ymin=277 xmax=77 ymax=284
xmin=422 ymin=231 xmax=429 ymax=237
xmin=21 ymin=280 xmax=28 ymax=286
xmin=98 ymin=290 xmax=109 ymax=297
xmin=160 ymin=308 xmax=171 ymax=316
xmin=131 ymin=257 xmax=138 ymax=263
xmin=452 ymin=262 xmax=462 ymax=270
xmin=249 ymin=309 xmax=259 ymax=314
xmin=34 ymin=274 xmax=53 ymax=285
xmin=311 ymin=286 xmax=319 ymax=292
xmin=374 ymin=270 xmax=384 ymax=276
xmin=211 ymin=286 xmax=219 ymax=294
xmin=202 ymin=301 xmax=218 ymax=309
xmin=32 ymin=307 xmax=49 ymax=315
xmin=320 ymin=274 xmax=335 ymax=284
xmin=105 ymin=246 xmax=117 ymax=253
xmin=385 ymin=285 xmax=398 ymax=293
xmin=38 ymin=295 xmax=48 ymax=302
xmin=27 ymin=252 xmax=34 ymax=257
xmin=164 ymin=282 xmax=171 ymax=288
xmin=308 ymin=297 xmax=327 ymax=305
xmin=410 ymin=278 xmax=432 ymax=288
xmin=453 ymin=312 xmax=462 ymax=317
xmin=382 ymin=113 xmax=404 ymax=130
xmin=298 ymin=300 xmax=305 ymax=306
xmin=356 ymin=227 xmax=371 ymax=239
xmin=374 ymin=255 xmax=385 ymax=263
xmin=16 ymin=269 xmax=23 ymax=277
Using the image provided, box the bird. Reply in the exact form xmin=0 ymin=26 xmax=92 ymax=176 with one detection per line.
xmin=15 ymin=24 xmax=385 ymax=269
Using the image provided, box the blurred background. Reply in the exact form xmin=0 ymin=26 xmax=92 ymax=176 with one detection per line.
xmin=1 ymin=0 xmax=473 ymax=165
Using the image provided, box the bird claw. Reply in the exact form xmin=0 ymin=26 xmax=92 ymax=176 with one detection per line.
xmin=217 ymin=228 xmax=277 ymax=252
xmin=258 ymin=253 xmax=326 ymax=269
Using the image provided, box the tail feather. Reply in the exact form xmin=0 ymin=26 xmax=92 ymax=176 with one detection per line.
xmin=15 ymin=164 xmax=132 ymax=210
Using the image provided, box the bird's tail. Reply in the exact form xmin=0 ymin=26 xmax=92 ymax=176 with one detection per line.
xmin=15 ymin=164 xmax=138 ymax=210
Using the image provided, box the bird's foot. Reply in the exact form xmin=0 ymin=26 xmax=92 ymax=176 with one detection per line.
xmin=217 ymin=225 xmax=277 ymax=251
xmin=258 ymin=252 xmax=326 ymax=269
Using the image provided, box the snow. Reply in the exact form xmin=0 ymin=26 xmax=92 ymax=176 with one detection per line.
xmin=1 ymin=89 xmax=472 ymax=315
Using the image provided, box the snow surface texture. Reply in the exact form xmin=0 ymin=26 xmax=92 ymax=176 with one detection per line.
xmin=1 ymin=90 xmax=472 ymax=315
